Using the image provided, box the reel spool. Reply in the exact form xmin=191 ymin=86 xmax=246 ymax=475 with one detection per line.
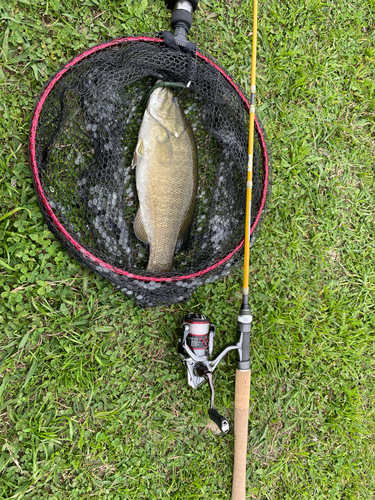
xmin=184 ymin=313 xmax=213 ymax=360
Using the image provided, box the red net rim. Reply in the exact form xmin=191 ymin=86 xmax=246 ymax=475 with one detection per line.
xmin=29 ymin=36 xmax=270 ymax=283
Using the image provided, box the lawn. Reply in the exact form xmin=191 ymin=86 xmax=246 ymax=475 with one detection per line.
xmin=0 ymin=0 xmax=375 ymax=499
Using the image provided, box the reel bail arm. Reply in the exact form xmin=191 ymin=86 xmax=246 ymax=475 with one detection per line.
xmin=178 ymin=312 xmax=252 ymax=433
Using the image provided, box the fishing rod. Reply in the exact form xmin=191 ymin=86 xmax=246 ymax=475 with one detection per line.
xmin=174 ymin=0 xmax=259 ymax=498
xmin=232 ymin=0 xmax=258 ymax=496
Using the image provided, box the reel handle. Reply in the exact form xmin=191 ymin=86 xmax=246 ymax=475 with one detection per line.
xmin=208 ymin=408 xmax=229 ymax=434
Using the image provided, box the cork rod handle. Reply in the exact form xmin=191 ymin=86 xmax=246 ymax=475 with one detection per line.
xmin=231 ymin=369 xmax=251 ymax=500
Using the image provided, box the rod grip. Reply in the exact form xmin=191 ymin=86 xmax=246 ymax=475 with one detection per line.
xmin=231 ymin=369 xmax=251 ymax=500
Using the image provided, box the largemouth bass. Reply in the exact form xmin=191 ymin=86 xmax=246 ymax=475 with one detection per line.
xmin=132 ymin=86 xmax=198 ymax=273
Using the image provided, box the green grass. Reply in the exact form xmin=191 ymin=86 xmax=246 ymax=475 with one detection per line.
xmin=1 ymin=0 xmax=375 ymax=498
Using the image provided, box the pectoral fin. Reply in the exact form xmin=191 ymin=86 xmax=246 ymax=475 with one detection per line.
xmin=131 ymin=139 xmax=145 ymax=169
xmin=134 ymin=209 xmax=150 ymax=244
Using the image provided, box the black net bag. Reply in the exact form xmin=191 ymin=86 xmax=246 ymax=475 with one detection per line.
xmin=29 ymin=34 xmax=272 ymax=307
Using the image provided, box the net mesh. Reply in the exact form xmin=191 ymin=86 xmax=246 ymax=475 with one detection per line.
xmin=29 ymin=35 xmax=272 ymax=307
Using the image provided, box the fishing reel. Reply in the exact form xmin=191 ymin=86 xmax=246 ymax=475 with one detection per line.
xmin=178 ymin=312 xmax=248 ymax=433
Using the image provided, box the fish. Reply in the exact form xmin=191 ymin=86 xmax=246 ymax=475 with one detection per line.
xmin=132 ymin=86 xmax=198 ymax=273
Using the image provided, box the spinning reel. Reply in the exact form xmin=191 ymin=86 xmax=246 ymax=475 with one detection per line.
xmin=178 ymin=311 xmax=252 ymax=433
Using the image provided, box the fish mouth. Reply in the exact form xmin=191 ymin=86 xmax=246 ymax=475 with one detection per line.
xmin=147 ymin=86 xmax=185 ymax=136
xmin=147 ymin=87 xmax=172 ymax=117
xmin=155 ymin=86 xmax=170 ymax=100
xmin=153 ymin=87 xmax=179 ymax=105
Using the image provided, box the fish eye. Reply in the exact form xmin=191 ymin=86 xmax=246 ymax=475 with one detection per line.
xmin=172 ymin=96 xmax=179 ymax=105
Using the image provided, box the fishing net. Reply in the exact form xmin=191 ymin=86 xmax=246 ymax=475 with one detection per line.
xmin=29 ymin=34 xmax=272 ymax=307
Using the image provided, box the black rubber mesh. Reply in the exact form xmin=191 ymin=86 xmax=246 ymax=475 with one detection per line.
xmin=29 ymin=35 xmax=272 ymax=307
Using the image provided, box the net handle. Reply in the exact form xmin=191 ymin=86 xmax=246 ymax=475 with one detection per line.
xmin=164 ymin=0 xmax=197 ymax=38
xmin=164 ymin=0 xmax=198 ymax=11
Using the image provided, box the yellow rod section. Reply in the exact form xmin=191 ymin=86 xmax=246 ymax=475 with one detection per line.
xmin=242 ymin=0 xmax=258 ymax=296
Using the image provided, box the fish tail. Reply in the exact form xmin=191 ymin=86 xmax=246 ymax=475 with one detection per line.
xmin=146 ymin=263 xmax=173 ymax=274
xmin=146 ymin=242 xmax=175 ymax=274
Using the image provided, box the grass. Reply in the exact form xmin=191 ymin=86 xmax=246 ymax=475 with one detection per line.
xmin=0 ymin=0 xmax=375 ymax=498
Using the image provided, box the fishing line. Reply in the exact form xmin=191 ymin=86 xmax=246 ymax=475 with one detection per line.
xmin=142 ymin=80 xmax=187 ymax=105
